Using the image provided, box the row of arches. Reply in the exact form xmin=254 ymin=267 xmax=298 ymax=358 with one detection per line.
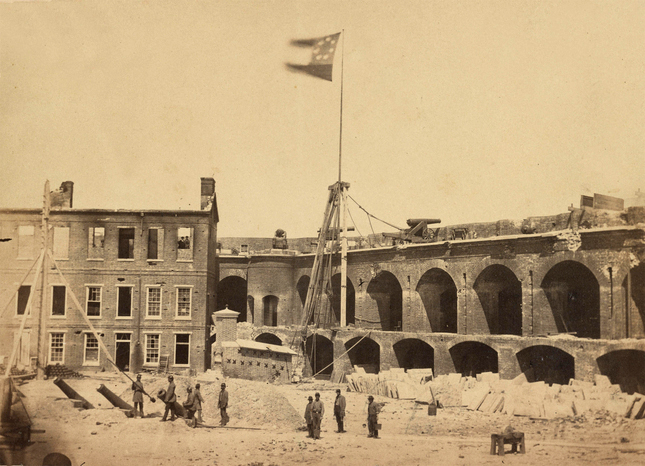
xmin=252 ymin=332 xmax=645 ymax=394
xmin=217 ymin=261 xmax=645 ymax=339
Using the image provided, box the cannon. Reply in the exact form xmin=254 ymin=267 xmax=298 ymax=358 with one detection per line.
xmin=383 ymin=218 xmax=441 ymax=244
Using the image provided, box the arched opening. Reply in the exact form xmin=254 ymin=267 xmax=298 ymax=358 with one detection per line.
xmin=366 ymin=271 xmax=403 ymax=331
xmin=449 ymin=341 xmax=498 ymax=376
xmin=303 ymin=334 xmax=334 ymax=378
xmin=345 ymin=336 xmax=380 ymax=373
xmin=247 ymin=296 xmax=254 ymax=324
xmin=296 ymin=275 xmax=313 ymax=325
xmin=597 ymin=350 xmax=645 ymax=394
xmin=416 ymin=268 xmax=457 ymax=333
xmin=541 ymin=261 xmax=600 ymax=339
xmin=262 ymin=295 xmax=278 ymax=327
xmin=623 ymin=264 xmax=645 ymax=337
xmin=473 ymin=265 xmax=522 ymax=335
xmin=516 ymin=345 xmax=575 ymax=385
xmin=217 ymin=276 xmax=248 ymax=322
xmin=255 ymin=333 xmax=282 ymax=346
xmin=331 ymin=273 xmax=356 ymax=326
xmin=393 ymin=339 xmax=434 ymax=371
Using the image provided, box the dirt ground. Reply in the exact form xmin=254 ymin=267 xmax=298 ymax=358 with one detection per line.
xmin=2 ymin=372 xmax=645 ymax=466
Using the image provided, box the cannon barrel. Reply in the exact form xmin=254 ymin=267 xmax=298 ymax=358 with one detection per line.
xmin=406 ymin=218 xmax=441 ymax=227
xmin=53 ymin=378 xmax=94 ymax=409
xmin=0 ymin=376 xmax=12 ymax=423
xmin=97 ymin=384 xmax=134 ymax=410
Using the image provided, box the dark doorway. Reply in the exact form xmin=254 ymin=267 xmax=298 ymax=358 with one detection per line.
xmin=473 ymin=265 xmax=522 ymax=335
xmin=263 ymin=295 xmax=278 ymax=326
xmin=115 ymin=333 xmax=131 ymax=371
xmin=450 ymin=341 xmax=498 ymax=376
xmin=623 ymin=264 xmax=645 ymax=337
xmin=516 ymin=345 xmax=575 ymax=385
xmin=597 ymin=350 xmax=645 ymax=394
xmin=416 ymin=268 xmax=458 ymax=333
xmin=296 ymin=275 xmax=311 ymax=324
xmin=366 ymin=271 xmax=403 ymax=331
xmin=255 ymin=333 xmax=282 ymax=346
xmin=217 ymin=276 xmax=248 ymax=322
xmin=304 ymin=334 xmax=334 ymax=378
xmin=542 ymin=261 xmax=600 ymax=339
xmin=393 ymin=339 xmax=434 ymax=371
xmin=331 ymin=273 xmax=356 ymax=325
xmin=345 ymin=336 xmax=380 ymax=373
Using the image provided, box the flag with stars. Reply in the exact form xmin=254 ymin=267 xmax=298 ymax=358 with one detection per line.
xmin=287 ymin=32 xmax=341 ymax=81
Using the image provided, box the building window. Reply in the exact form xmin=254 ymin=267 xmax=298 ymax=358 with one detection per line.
xmin=174 ymin=333 xmax=190 ymax=366
xmin=53 ymin=226 xmax=70 ymax=260
xmin=176 ymin=287 xmax=191 ymax=318
xmin=147 ymin=228 xmax=164 ymax=260
xmin=117 ymin=286 xmax=133 ymax=318
xmin=18 ymin=225 xmax=35 ymax=259
xmin=146 ymin=287 xmax=162 ymax=318
xmin=177 ymin=227 xmax=193 ymax=261
xmin=16 ymin=285 xmax=31 ymax=316
xmin=86 ymin=286 xmax=102 ymax=317
xmin=49 ymin=332 xmax=65 ymax=364
xmin=51 ymin=285 xmax=66 ymax=317
xmin=118 ymin=228 xmax=135 ymax=259
xmin=240 ymin=244 xmax=249 ymax=253
xmin=88 ymin=227 xmax=105 ymax=259
xmin=84 ymin=333 xmax=100 ymax=365
xmin=145 ymin=334 xmax=160 ymax=364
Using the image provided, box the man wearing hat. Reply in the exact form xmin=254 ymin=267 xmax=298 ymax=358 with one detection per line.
xmin=311 ymin=392 xmax=324 ymax=439
xmin=304 ymin=396 xmax=314 ymax=438
xmin=334 ymin=389 xmax=347 ymax=433
xmin=132 ymin=374 xmax=145 ymax=418
xmin=194 ymin=383 xmax=205 ymax=425
xmin=161 ymin=375 xmax=177 ymax=422
xmin=218 ymin=382 xmax=229 ymax=426
xmin=367 ymin=395 xmax=379 ymax=438
xmin=183 ymin=386 xmax=198 ymax=428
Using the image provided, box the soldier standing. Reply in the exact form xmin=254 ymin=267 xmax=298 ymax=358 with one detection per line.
xmin=367 ymin=395 xmax=379 ymax=438
xmin=304 ymin=396 xmax=314 ymax=438
xmin=132 ymin=374 xmax=145 ymax=418
xmin=160 ymin=375 xmax=177 ymax=422
xmin=194 ymin=383 xmax=205 ymax=425
xmin=334 ymin=389 xmax=346 ymax=433
xmin=218 ymin=383 xmax=229 ymax=426
xmin=311 ymin=392 xmax=325 ymax=440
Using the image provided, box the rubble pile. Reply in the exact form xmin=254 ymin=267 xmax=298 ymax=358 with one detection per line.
xmin=346 ymin=367 xmax=434 ymax=401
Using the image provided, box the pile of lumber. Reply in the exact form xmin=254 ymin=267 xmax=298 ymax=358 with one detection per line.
xmin=346 ymin=367 xmax=435 ymax=402
xmin=428 ymin=371 xmax=645 ymax=420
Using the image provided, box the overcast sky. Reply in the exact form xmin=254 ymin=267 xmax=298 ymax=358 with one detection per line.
xmin=1 ymin=0 xmax=643 ymax=238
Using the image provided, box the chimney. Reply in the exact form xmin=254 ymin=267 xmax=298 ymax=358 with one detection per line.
xmin=50 ymin=181 xmax=74 ymax=210
xmin=200 ymin=177 xmax=215 ymax=210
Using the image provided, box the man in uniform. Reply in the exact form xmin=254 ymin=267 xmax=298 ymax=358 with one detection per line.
xmin=304 ymin=396 xmax=314 ymax=438
xmin=132 ymin=374 xmax=145 ymax=418
xmin=161 ymin=375 xmax=177 ymax=422
xmin=194 ymin=383 xmax=205 ymax=425
xmin=334 ymin=389 xmax=347 ymax=433
xmin=218 ymin=382 xmax=229 ymax=426
xmin=311 ymin=392 xmax=324 ymax=439
xmin=367 ymin=395 xmax=379 ymax=438
xmin=183 ymin=386 xmax=197 ymax=428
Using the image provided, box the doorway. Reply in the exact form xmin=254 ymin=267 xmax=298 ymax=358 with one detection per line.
xmin=115 ymin=333 xmax=131 ymax=371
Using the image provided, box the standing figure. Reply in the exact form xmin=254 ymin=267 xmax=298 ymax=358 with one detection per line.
xmin=334 ymin=389 xmax=347 ymax=433
xmin=132 ymin=374 xmax=145 ymax=418
xmin=218 ymin=383 xmax=229 ymax=426
xmin=194 ymin=383 xmax=205 ymax=425
xmin=183 ymin=386 xmax=197 ymax=428
xmin=304 ymin=396 xmax=314 ymax=438
xmin=367 ymin=395 xmax=379 ymax=438
xmin=311 ymin=392 xmax=325 ymax=440
xmin=161 ymin=375 xmax=177 ymax=422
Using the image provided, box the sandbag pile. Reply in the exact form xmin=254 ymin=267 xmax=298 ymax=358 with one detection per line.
xmin=346 ymin=367 xmax=435 ymax=402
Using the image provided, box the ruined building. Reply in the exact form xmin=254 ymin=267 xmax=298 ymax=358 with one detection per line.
xmin=0 ymin=178 xmax=219 ymax=374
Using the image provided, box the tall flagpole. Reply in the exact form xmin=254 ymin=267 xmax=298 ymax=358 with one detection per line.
xmin=339 ymin=30 xmax=348 ymax=327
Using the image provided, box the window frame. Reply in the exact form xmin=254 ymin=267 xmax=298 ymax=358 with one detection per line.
xmin=87 ymin=226 xmax=105 ymax=261
xmin=175 ymin=285 xmax=193 ymax=320
xmin=85 ymin=284 xmax=103 ymax=318
xmin=15 ymin=285 xmax=31 ymax=317
xmin=143 ymin=332 xmax=162 ymax=366
xmin=50 ymin=284 xmax=67 ymax=318
xmin=147 ymin=227 xmax=164 ymax=261
xmin=145 ymin=286 xmax=162 ymax=319
xmin=48 ymin=331 xmax=66 ymax=365
xmin=176 ymin=226 xmax=194 ymax=262
xmin=83 ymin=332 xmax=101 ymax=366
xmin=116 ymin=285 xmax=134 ymax=319
xmin=117 ymin=226 xmax=135 ymax=261
xmin=173 ymin=332 xmax=191 ymax=367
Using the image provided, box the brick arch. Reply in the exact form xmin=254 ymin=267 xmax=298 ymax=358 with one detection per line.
xmin=516 ymin=345 xmax=575 ymax=385
xmin=250 ymin=328 xmax=290 ymax=344
xmin=416 ymin=268 xmax=458 ymax=333
xmin=473 ymin=264 xmax=522 ymax=336
xmin=393 ymin=338 xmax=434 ymax=371
xmin=366 ymin=270 xmax=403 ymax=331
xmin=449 ymin=340 xmax=498 ymax=376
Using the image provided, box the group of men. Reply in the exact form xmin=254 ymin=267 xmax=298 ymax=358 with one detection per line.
xmin=303 ymin=389 xmax=380 ymax=439
xmin=132 ymin=375 xmax=229 ymax=428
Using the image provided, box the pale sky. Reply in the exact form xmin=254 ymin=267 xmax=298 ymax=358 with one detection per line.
xmin=1 ymin=0 xmax=643 ymax=238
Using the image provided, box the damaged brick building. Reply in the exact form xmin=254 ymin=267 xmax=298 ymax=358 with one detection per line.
xmin=0 ymin=178 xmax=219 ymax=374
xmin=218 ymin=195 xmax=645 ymax=393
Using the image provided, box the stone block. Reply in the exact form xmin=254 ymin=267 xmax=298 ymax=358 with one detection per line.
xmin=594 ymin=374 xmax=612 ymax=389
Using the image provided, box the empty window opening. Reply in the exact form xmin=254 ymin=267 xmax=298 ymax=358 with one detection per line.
xmin=516 ymin=346 xmax=575 ymax=385
xmin=88 ymin=227 xmax=105 ymax=259
xmin=393 ymin=339 xmax=434 ymax=372
xmin=147 ymin=228 xmax=164 ymax=260
xmin=177 ymin=227 xmax=193 ymax=261
xmin=450 ymin=341 xmax=498 ymax=377
xmin=345 ymin=336 xmax=380 ymax=374
xmin=174 ymin=333 xmax=190 ymax=366
xmin=117 ymin=286 xmax=133 ymax=318
xmin=51 ymin=285 xmax=66 ymax=316
xmin=118 ymin=228 xmax=135 ymax=259
xmin=416 ymin=268 xmax=458 ymax=333
xmin=86 ymin=286 xmax=102 ymax=317
xmin=16 ymin=285 xmax=31 ymax=316
xmin=263 ymin=295 xmax=278 ymax=326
